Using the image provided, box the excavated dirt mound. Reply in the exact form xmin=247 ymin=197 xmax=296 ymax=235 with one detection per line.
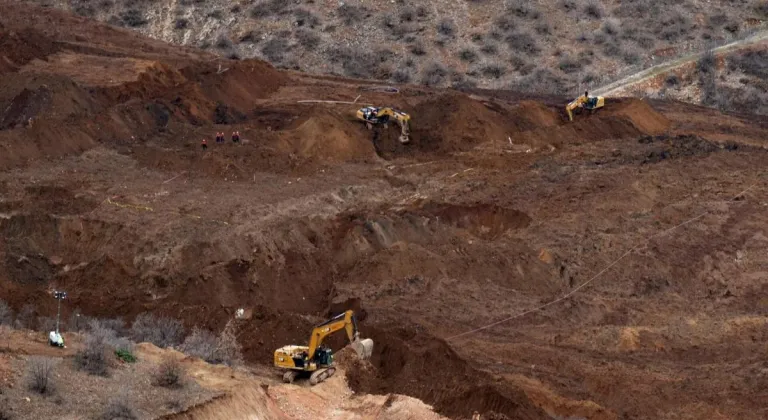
xmin=0 ymin=27 xmax=59 ymax=69
xmin=605 ymin=98 xmax=671 ymax=135
xmin=343 ymin=327 xmax=545 ymax=419
xmin=374 ymin=93 xmax=511 ymax=158
xmin=277 ymin=108 xmax=376 ymax=163
xmin=0 ymin=87 xmax=52 ymax=129
xmin=511 ymin=98 xmax=671 ymax=148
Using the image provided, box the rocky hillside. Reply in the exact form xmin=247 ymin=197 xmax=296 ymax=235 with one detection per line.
xmin=29 ymin=0 xmax=768 ymax=96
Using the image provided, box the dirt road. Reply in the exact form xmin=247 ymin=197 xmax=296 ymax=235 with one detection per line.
xmin=593 ymin=28 xmax=768 ymax=96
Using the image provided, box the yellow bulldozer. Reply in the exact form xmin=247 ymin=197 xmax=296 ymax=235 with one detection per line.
xmin=355 ymin=106 xmax=411 ymax=144
xmin=274 ymin=310 xmax=374 ymax=385
xmin=566 ymin=91 xmax=605 ymax=121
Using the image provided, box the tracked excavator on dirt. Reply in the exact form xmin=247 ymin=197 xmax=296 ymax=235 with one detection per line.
xmin=566 ymin=92 xmax=605 ymax=121
xmin=274 ymin=310 xmax=374 ymax=385
xmin=356 ymin=106 xmax=411 ymax=144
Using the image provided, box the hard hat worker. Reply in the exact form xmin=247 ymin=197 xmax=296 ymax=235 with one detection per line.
xmin=201 ymin=138 xmax=207 ymax=150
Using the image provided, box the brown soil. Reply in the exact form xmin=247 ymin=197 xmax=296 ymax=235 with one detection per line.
xmin=1 ymin=2 xmax=768 ymax=419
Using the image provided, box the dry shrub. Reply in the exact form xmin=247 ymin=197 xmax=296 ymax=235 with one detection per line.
xmin=75 ymin=330 xmax=109 ymax=376
xmin=505 ymin=32 xmax=540 ymax=55
xmin=100 ymin=397 xmax=137 ymax=420
xmin=153 ymin=357 xmax=185 ymax=389
xmin=296 ymin=29 xmax=320 ymax=49
xmin=0 ymin=300 xmax=11 ymax=326
xmin=14 ymin=305 xmax=35 ymax=330
xmin=421 ymin=63 xmax=447 ymax=86
xmin=584 ymin=1 xmax=603 ymax=19
xmin=437 ymin=18 xmax=456 ymax=37
xmin=459 ymin=48 xmax=478 ymax=62
xmin=180 ymin=321 xmax=243 ymax=366
xmin=26 ymin=357 xmax=56 ymax=395
xmin=337 ymin=4 xmax=368 ymax=25
xmin=130 ymin=313 xmax=184 ymax=348
xmin=0 ymin=398 xmax=11 ymax=420
xmin=391 ymin=68 xmax=411 ymax=83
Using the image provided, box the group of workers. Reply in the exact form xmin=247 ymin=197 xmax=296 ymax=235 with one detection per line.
xmin=201 ymin=131 xmax=241 ymax=150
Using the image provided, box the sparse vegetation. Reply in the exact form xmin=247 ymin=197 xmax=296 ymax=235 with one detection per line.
xmin=458 ymin=48 xmax=478 ymax=63
xmin=337 ymin=4 xmax=368 ymax=26
xmin=180 ymin=322 xmax=242 ymax=366
xmin=26 ymin=357 xmax=55 ymax=395
xmin=115 ymin=348 xmax=137 ymax=363
xmin=436 ymin=18 xmax=456 ymax=37
xmin=584 ymin=1 xmax=603 ymax=19
xmin=558 ymin=56 xmax=582 ymax=74
xmin=75 ymin=328 xmax=110 ymax=376
xmin=391 ymin=68 xmax=411 ymax=83
xmin=666 ymin=74 xmax=680 ymax=86
xmin=409 ymin=42 xmax=427 ymax=56
xmin=480 ymin=43 xmax=498 ymax=56
xmin=261 ymin=38 xmax=289 ymax=62
xmin=505 ymin=32 xmax=540 ymax=55
xmin=0 ymin=398 xmax=11 ymax=420
xmin=119 ymin=9 xmax=148 ymax=27
xmin=699 ymin=49 xmax=718 ymax=106
xmin=174 ymin=19 xmax=189 ymax=30
xmin=100 ymin=398 xmax=137 ymax=420
xmin=296 ymin=29 xmax=321 ymax=49
xmin=216 ymin=35 xmax=233 ymax=50
xmin=37 ymin=317 xmax=56 ymax=334
xmin=294 ymin=8 xmax=321 ymax=29
xmin=153 ymin=357 xmax=185 ymax=388
xmin=507 ymin=0 xmax=540 ymax=19
xmin=250 ymin=0 xmax=289 ymax=19
xmin=0 ymin=300 xmax=12 ymax=326
xmin=481 ymin=64 xmax=506 ymax=79
xmin=130 ymin=313 xmax=182 ymax=347
xmin=421 ymin=63 xmax=447 ymax=86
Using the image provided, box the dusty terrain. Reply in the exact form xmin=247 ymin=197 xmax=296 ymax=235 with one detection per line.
xmin=1 ymin=2 xmax=768 ymax=419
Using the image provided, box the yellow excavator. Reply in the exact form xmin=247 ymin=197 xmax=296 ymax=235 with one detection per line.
xmin=355 ymin=106 xmax=411 ymax=144
xmin=566 ymin=91 xmax=605 ymax=121
xmin=274 ymin=310 xmax=374 ymax=385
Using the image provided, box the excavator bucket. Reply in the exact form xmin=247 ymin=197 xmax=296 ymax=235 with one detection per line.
xmin=351 ymin=338 xmax=374 ymax=359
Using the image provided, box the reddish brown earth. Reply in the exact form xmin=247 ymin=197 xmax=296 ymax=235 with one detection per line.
xmin=1 ymin=2 xmax=767 ymax=419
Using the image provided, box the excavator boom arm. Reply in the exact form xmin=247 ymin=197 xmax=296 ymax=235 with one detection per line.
xmin=307 ymin=310 xmax=358 ymax=357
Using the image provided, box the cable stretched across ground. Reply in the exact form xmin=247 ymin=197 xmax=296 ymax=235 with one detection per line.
xmin=446 ymin=178 xmax=762 ymax=341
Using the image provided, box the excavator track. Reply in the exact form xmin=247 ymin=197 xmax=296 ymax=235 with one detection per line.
xmin=309 ymin=367 xmax=336 ymax=385
xmin=283 ymin=370 xmax=299 ymax=384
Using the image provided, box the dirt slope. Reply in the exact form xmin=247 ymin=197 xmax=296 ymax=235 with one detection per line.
xmin=1 ymin=2 xmax=768 ymax=419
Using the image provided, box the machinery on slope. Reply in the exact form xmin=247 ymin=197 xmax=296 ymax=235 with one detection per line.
xmin=356 ymin=106 xmax=411 ymax=144
xmin=274 ymin=310 xmax=374 ymax=385
xmin=566 ymin=92 xmax=605 ymax=121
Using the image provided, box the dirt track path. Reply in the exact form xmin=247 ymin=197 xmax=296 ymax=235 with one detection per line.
xmin=593 ymin=29 xmax=768 ymax=97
